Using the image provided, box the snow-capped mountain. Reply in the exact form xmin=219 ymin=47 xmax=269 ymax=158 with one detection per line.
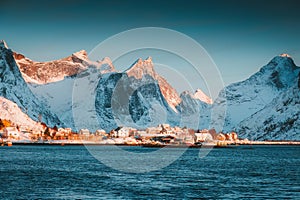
xmin=88 ymin=57 xmax=212 ymax=132
xmin=7 ymin=37 xmax=298 ymax=140
xmin=27 ymin=54 xmax=211 ymax=132
xmin=96 ymin=57 xmax=116 ymax=74
xmin=94 ymin=57 xmax=182 ymax=131
xmin=177 ymin=90 xmax=212 ymax=129
xmin=213 ymin=54 xmax=299 ymax=138
xmin=126 ymin=57 xmax=181 ymax=112
xmin=14 ymin=51 xmax=114 ymax=130
xmin=194 ymin=89 xmax=213 ymax=104
xmin=0 ymin=96 xmax=42 ymax=130
xmin=14 ymin=50 xmax=116 ymax=85
xmin=14 ymin=50 xmax=92 ymax=84
xmin=0 ymin=40 xmax=62 ymax=127
xmin=25 ymin=54 xmax=192 ymax=132
xmin=236 ymin=79 xmax=300 ymax=140
xmin=29 ymin=77 xmax=75 ymax=129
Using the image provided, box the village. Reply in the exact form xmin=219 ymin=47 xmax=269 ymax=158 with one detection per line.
xmin=0 ymin=118 xmax=254 ymax=147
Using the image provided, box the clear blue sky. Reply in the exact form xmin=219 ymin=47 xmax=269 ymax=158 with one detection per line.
xmin=1 ymin=0 xmax=300 ymax=89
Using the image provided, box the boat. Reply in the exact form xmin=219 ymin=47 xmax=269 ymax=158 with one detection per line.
xmin=194 ymin=142 xmax=202 ymax=147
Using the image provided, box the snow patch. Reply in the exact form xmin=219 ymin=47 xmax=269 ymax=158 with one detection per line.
xmin=280 ymin=53 xmax=291 ymax=58
xmin=194 ymin=89 xmax=213 ymax=104
xmin=0 ymin=97 xmax=42 ymax=130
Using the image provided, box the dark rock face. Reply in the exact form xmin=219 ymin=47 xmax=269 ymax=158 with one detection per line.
xmin=94 ymin=72 xmax=180 ymax=131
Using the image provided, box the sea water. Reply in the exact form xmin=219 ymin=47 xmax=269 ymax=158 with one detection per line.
xmin=0 ymin=145 xmax=299 ymax=199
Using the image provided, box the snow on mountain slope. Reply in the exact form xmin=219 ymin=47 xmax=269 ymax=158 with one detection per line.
xmin=23 ymin=54 xmax=218 ymax=132
xmin=15 ymin=49 xmax=116 ymax=85
xmin=95 ymin=66 xmax=180 ymax=132
xmin=194 ymin=89 xmax=213 ymax=104
xmin=0 ymin=97 xmax=42 ymax=130
xmin=31 ymin=56 xmax=183 ymax=132
xmin=29 ymin=77 xmax=75 ymax=129
xmin=177 ymin=90 xmax=211 ymax=129
xmin=14 ymin=50 xmax=92 ymax=84
xmin=9 ymin=37 xmax=299 ymax=140
xmin=213 ymin=54 xmax=300 ymax=132
xmin=96 ymin=57 xmax=116 ymax=74
xmin=0 ymin=40 xmax=62 ymax=127
xmin=236 ymin=79 xmax=300 ymax=141
xmin=126 ymin=57 xmax=181 ymax=112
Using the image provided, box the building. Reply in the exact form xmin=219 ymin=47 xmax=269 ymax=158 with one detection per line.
xmin=116 ymin=127 xmax=131 ymax=138
xmin=194 ymin=133 xmax=213 ymax=142
xmin=184 ymin=135 xmax=194 ymax=144
xmin=231 ymin=132 xmax=238 ymax=140
xmin=95 ymin=129 xmax=107 ymax=140
xmin=225 ymin=133 xmax=232 ymax=141
xmin=146 ymin=127 xmax=161 ymax=134
xmin=79 ymin=129 xmax=90 ymax=135
xmin=216 ymin=133 xmax=226 ymax=141
xmin=95 ymin=129 xmax=106 ymax=136
xmin=3 ymin=127 xmax=20 ymax=139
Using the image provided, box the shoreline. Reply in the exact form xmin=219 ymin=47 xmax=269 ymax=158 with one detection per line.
xmin=6 ymin=140 xmax=300 ymax=147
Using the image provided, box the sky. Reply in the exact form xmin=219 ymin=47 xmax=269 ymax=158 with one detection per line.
xmin=1 ymin=0 xmax=300 ymax=93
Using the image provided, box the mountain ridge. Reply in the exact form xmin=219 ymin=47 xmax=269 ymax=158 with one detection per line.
xmin=211 ymin=53 xmax=299 ymax=139
xmin=14 ymin=50 xmax=91 ymax=84
xmin=0 ymin=40 xmax=63 ymax=127
xmin=0 ymin=39 xmax=298 ymax=140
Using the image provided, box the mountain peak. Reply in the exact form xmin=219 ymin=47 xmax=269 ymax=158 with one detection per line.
xmin=180 ymin=89 xmax=213 ymax=105
xmin=145 ymin=56 xmax=152 ymax=62
xmin=137 ymin=58 xmax=143 ymax=64
xmin=279 ymin=53 xmax=291 ymax=58
xmin=13 ymin=52 xmax=26 ymax=60
xmin=270 ymin=54 xmax=294 ymax=65
xmin=97 ymin=57 xmax=115 ymax=73
xmin=263 ymin=53 xmax=298 ymax=75
xmin=72 ymin=50 xmax=88 ymax=61
xmin=0 ymin=40 xmax=8 ymax=49
xmin=100 ymin=56 xmax=112 ymax=63
xmin=194 ymin=89 xmax=213 ymax=104
xmin=15 ymin=50 xmax=91 ymax=84
xmin=132 ymin=57 xmax=154 ymax=67
xmin=126 ymin=57 xmax=155 ymax=79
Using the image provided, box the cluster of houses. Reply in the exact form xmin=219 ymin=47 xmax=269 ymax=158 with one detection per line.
xmin=0 ymin=121 xmax=240 ymax=145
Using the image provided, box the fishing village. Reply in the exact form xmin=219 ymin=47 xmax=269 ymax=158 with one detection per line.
xmin=1 ymin=119 xmax=299 ymax=147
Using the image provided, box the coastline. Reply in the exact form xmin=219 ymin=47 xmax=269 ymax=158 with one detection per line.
xmin=6 ymin=140 xmax=300 ymax=147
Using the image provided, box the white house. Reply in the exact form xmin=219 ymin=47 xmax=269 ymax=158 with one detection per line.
xmin=184 ymin=135 xmax=194 ymax=144
xmin=95 ymin=129 xmax=106 ymax=136
xmin=79 ymin=129 xmax=90 ymax=135
xmin=146 ymin=127 xmax=161 ymax=134
xmin=3 ymin=127 xmax=20 ymax=139
xmin=116 ymin=127 xmax=130 ymax=138
xmin=194 ymin=133 xmax=213 ymax=142
xmin=58 ymin=128 xmax=72 ymax=135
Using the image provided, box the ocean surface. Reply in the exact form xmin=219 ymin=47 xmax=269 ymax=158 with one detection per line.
xmin=0 ymin=145 xmax=299 ymax=199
